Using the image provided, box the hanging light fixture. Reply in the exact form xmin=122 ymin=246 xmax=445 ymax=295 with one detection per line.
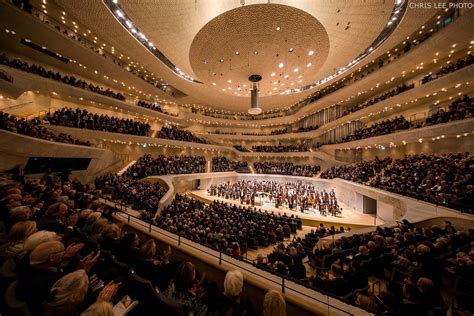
xmin=248 ymin=74 xmax=262 ymax=115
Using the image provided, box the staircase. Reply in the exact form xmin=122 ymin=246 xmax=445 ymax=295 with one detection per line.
xmin=117 ymin=160 xmax=136 ymax=176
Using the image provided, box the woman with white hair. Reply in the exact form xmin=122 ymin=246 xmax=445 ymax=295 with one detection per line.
xmin=213 ymin=270 xmax=255 ymax=316
xmin=20 ymin=230 xmax=60 ymax=258
xmin=43 ymin=270 xmax=120 ymax=316
xmin=42 ymin=269 xmax=90 ymax=315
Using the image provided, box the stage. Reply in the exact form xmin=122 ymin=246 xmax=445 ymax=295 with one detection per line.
xmin=189 ymin=190 xmax=384 ymax=228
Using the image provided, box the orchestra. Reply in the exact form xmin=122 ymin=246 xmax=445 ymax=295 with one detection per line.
xmin=208 ymin=180 xmax=341 ymax=217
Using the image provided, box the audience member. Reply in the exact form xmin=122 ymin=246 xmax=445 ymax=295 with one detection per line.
xmin=212 ymin=157 xmax=248 ymax=172
xmin=46 ymin=107 xmax=150 ymax=136
xmin=0 ymin=54 xmax=126 ymax=101
xmin=157 ymin=125 xmax=210 ymax=144
xmin=0 ymin=111 xmax=91 ymax=146
xmin=252 ymin=144 xmax=308 ymax=152
xmin=254 ymin=161 xmax=320 ymax=177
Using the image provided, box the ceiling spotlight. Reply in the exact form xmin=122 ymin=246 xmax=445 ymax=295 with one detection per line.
xmin=235 ymin=51 xmax=240 ymax=55
xmin=293 ymin=68 xmax=299 ymax=72
xmin=253 ymin=51 xmax=258 ymax=55
xmin=271 ymin=72 xmax=275 ymax=76
xmin=212 ymin=82 xmax=216 ymax=86
xmin=308 ymin=50 xmax=314 ymax=56
xmin=227 ymin=79 xmax=232 ymax=83
xmin=278 ymin=63 xmax=284 ymax=68
xmin=289 ymin=48 xmax=294 ymax=52
xmin=219 ymin=58 xmax=224 ymax=63
xmin=307 ymin=63 xmax=312 ymax=67
xmin=276 ymin=26 xmax=281 ymax=31
xmin=284 ymin=75 xmax=289 ymax=79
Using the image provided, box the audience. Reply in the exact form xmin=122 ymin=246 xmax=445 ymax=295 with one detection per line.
xmin=335 ymin=95 xmax=472 ymax=144
xmin=270 ymin=128 xmax=288 ymax=135
xmin=95 ymin=173 xmax=166 ymax=217
xmin=123 ymin=154 xmax=206 ymax=179
xmin=157 ymin=194 xmax=303 ymax=254
xmin=233 ymin=145 xmax=250 ymax=152
xmin=339 ymin=83 xmax=414 ymax=119
xmin=421 ymin=54 xmax=474 ymax=85
xmin=212 ymin=157 xmax=248 ymax=172
xmin=339 ymin=116 xmax=410 ymax=143
xmin=252 ymin=144 xmax=308 ymax=152
xmin=320 ymin=157 xmax=392 ymax=183
xmin=295 ymin=125 xmax=319 ymax=133
xmin=46 ymin=107 xmax=151 ymax=136
xmin=0 ymin=54 xmax=126 ymax=101
xmin=0 ymin=111 xmax=91 ymax=146
xmin=157 ymin=125 xmax=210 ymax=144
xmin=425 ymin=95 xmax=473 ymax=126
xmin=254 ymin=162 xmax=320 ymax=177
xmin=322 ymin=153 xmax=473 ymax=212
xmin=137 ymin=100 xmax=162 ymax=113
xmin=368 ymin=152 xmax=473 ymax=212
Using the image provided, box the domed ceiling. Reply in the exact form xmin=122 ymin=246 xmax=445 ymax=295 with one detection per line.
xmin=189 ymin=4 xmax=330 ymax=98
xmin=55 ymin=0 xmax=439 ymax=112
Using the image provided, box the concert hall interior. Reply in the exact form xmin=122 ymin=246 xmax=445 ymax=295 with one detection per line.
xmin=0 ymin=0 xmax=473 ymax=315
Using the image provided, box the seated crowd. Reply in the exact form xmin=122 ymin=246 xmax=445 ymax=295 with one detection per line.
xmin=339 ymin=116 xmax=410 ymax=143
xmin=233 ymin=145 xmax=251 ymax=152
xmin=137 ymin=100 xmax=163 ymax=113
xmin=368 ymin=152 xmax=473 ymax=212
xmin=252 ymin=144 xmax=308 ymax=152
xmin=0 ymin=175 xmax=276 ymax=316
xmin=337 ymin=95 xmax=472 ymax=144
xmin=0 ymin=54 xmax=126 ymax=101
xmin=270 ymin=128 xmax=288 ymax=135
xmin=339 ymin=83 xmax=414 ymax=119
xmin=320 ymin=157 xmax=392 ymax=183
xmin=425 ymin=95 xmax=473 ymax=126
xmin=123 ymin=154 xmax=206 ymax=179
xmin=322 ymin=153 xmax=473 ymax=212
xmin=254 ymin=162 xmax=320 ymax=177
xmin=0 ymin=111 xmax=91 ymax=146
xmin=46 ymin=107 xmax=151 ymax=136
xmin=306 ymin=220 xmax=473 ymax=315
xmin=295 ymin=125 xmax=319 ymax=133
xmin=421 ymin=54 xmax=474 ymax=85
xmin=94 ymin=173 xmax=166 ymax=219
xmin=211 ymin=157 xmax=248 ymax=172
xmin=157 ymin=125 xmax=210 ymax=144
xmin=158 ymin=194 xmax=303 ymax=253
xmin=255 ymin=224 xmax=349 ymax=281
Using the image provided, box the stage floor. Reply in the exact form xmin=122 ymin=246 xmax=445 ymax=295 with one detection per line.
xmin=190 ymin=190 xmax=384 ymax=228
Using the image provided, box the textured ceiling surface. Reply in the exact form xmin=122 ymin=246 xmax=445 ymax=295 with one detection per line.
xmin=53 ymin=0 xmax=442 ymax=112
xmin=189 ymin=4 xmax=330 ymax=98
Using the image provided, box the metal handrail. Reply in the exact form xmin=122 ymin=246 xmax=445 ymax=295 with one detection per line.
xmin=97 ymin=195 xmax=370 ymax=315
xmin=0 ymin=101 xmax=34 ymax=111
